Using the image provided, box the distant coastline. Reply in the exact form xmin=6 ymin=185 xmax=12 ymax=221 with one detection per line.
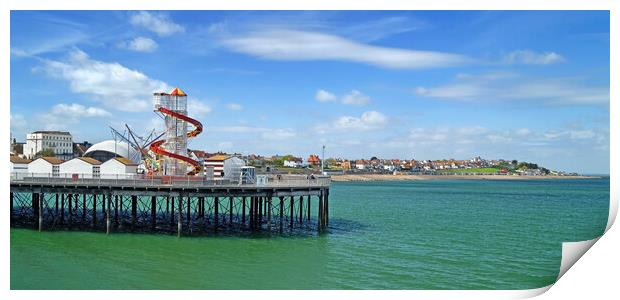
xmin=330 ymin=174 xmax=601 ymax=182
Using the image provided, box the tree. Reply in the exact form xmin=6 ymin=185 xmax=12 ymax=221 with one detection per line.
xmin=511 ymin=160 xmax=518 ymax=165
xmin=34 ymin=148 xmax=56 ymax=158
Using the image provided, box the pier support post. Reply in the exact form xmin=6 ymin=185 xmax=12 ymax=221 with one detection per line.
xmin=151 ymin=196 xmax=157 ymax=232
xmin=299 ymin=196 xmax=303 ymax=226
xmin=10 ymin=192 xmax=13 ymax=225
xmin=170 ymin=196 xmax=175 ymax=228
xmin=114 ymin=195 xmax=119 ymax=227
xmin=229 ymin=197 xmax=234 ymax=226
xmin=82 ymin=194 xmax=86 ymax=225
xmin=258 ymin=197 xmax=262 ymax=226
xmin=325 ymin=189 xmax=329 ymax=227
xmin=131 ymin=195 xmax=137 ymax=232
xmin=242 ymin=197 xmax=246 ymax=225
xmin=249 ymin=197 xmax=254 ymax=229
xmin=279 ymin=197 xmax=284 ymax=233
xmin=106 ymin=193 xmax=111 ymax=235
xmin=214 ymin=197 xmax=219 ymax=231
xmin=55 ymin=193 xmax=58 ymax=216
xmin=318 ymin=191 xmax=323 ymax=233
xmin=289 ymin=196 xmax=294 ymax=229
xmin=38 ymin=193 xmax=43 ymax=232
xmin=186 ymin=196 xmax=191 ymax=229
xmin=177 ymin=196 xmax=182 ymax=237
xmin=68 ymin=194 xmax=73 ymax=227
xmin=60 ymin=193 xmax=65 ymax=225
xmin=308 ymin=195 xmax=311 ymax=221
xmin=267 ymin=197 xmax=272 ymax=232
xmin=92 ymin=194 xmax=97 ymax=228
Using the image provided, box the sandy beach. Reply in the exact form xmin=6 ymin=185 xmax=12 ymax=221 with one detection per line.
xmin=330 ymin=174 xmax=600 ymax=182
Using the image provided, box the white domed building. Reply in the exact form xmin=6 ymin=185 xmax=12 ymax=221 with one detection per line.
xmin=83 ymin=140 xmax=140 ymax=164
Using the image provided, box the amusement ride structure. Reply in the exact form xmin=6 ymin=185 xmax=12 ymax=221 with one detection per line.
xmin=149 ymin=87 xmax=203 ymax=176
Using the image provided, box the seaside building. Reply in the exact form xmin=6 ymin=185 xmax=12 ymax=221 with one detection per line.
xmin=83 ymin=140 xmax=138 ymax=163
xmin=59 ymin=157 xmax=102 ymax=178
xmin=10 ymin=155 xmax=31 ymax=173
xmin=24 ymin=131 xmax=73 ymax=160
xmin=28 ymin=157 xmax=64 ymax=176
xmin=307 ymin=154 xmax=321 ymax=166
xmin=283 ymin=157 xmax=303 ymax=168
xmin=204 ymin=154 xmax=229 ymax=177
xmin=100 ymin=157 xmax=138 ymax=178
xmin=73 ymin=141 xmax=93 ymax=158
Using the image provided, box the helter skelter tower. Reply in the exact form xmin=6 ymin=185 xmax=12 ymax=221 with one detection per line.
xmin=150 ymin=87 xmax=203 ymax=176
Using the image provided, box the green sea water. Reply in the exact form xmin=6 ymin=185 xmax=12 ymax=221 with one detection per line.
xmin=10 ymin=178 xmax=609 ymax=290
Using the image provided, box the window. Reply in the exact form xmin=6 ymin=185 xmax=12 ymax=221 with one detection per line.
xmin=52 ymin=165 xmax=59 ymax=177
xmin=93 ymin=166 xmax=100 ymax=178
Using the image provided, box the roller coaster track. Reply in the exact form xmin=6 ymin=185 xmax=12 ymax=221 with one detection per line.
xmin=149 ymin=107 xmax=204 ymax=175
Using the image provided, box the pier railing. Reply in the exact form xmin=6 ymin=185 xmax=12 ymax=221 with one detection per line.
xmin=10 ymin=172 xmax=330 ymax=188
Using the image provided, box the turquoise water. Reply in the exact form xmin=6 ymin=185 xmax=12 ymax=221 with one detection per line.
xmin=11 ymin=178 xmax=609 ymax=289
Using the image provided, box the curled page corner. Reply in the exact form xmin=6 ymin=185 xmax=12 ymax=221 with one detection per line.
xmin=557 ymin=237 xmax=601 ymax=281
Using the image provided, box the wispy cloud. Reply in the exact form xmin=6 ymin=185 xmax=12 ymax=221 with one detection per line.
xmin=315 ymin=89 xmax=337 ymax=102
xmin=40 ymin=103 xmax=111 ymax=131
xmin=36 ymin=49 xmax=169 ymax=112
xmin=188 ymin=97 xmax=212 ymax=117
xmin=315 ymin=89 xmax=371 ymax=105
xmin=415 ymin=72 xmax=608 ymax=106
xmin=130 ymin=11 xmax=185 ymax=37
xmin=218 ymin=29 xmax=470 ymax=69
xmin=118 ymin=37 xmax=158 ymax=52
xmin=317 ymin=111 xmax=388 ymax=133
xmin=504 ymin=50 xmax=565 ymax=65
xmin=226 ymin=103 xmax=243 ymax=110
xmin=341 ymin=90 xmax=371 ymax=105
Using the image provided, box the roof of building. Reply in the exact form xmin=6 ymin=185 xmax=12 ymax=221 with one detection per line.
xmin=206 ymin=154 xmax=229 ymax=162
xmin=110 ymin=157 xmax=138 ymax=166
xmin=76 ymin=157 xmax=102 ymax=165
xmin=35 ymin=157 xmax=65 ymax=165
xmin=83 ymin=140 xmax=138 ymax=161
xmin=10 ymin=155 xmax=31 ymax=164
xmin=189 ymin=150 xmax=207 ymax=158
xmin=31 ymin=131 xmax=71 ymax=135
xmin=170 ymin=87 xmax=187 ymax=96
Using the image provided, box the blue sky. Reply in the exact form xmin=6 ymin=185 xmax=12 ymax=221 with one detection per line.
xmin=10 ymin=11 xmax=609 ymax=174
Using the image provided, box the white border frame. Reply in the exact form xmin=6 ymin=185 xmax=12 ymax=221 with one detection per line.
xmin=1 ymin=1 xmax=616 ymax=299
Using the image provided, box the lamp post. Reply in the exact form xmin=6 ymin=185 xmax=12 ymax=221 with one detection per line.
xmin=321 ymin=145 xmax=325 ymax=174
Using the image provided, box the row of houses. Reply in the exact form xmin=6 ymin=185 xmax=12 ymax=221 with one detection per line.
xmin=10 ymin=156 xmax=137 ymax=178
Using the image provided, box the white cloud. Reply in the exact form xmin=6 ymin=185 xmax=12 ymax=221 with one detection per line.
xmin=51 ymin=103 xmax=111 ymax=117
xmin=505 ymin=50 xmax=565 ymax=65
xmin=188 ymin=98 xmax=212 ymax=117
xmin=37 ymin=49 xmax=169 ymax=112
xmin=219 ymin=29 xmax=469 ymax=69
xmin=226 ymin=103 xmax=243 ymax=110
xmin=315 ymin=89 xmax=337 ymax=102
xmin=341 ymin=90 xmax=371 ymax=105
xmin=39 ymin=103 xmax=111 ymax=131
xmin=415 ymin=73 xmax=608 ymax=106
xmin=118 ymin=37 xmax=158 ymax=52
xmin=130 ymin=11 xmax=184 ymax=37
xmin=318 ymin=111 xmax=388 ymax=132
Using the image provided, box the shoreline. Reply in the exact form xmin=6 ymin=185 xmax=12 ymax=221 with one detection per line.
xmin=330 ymin=174 xmax=601 ymax=182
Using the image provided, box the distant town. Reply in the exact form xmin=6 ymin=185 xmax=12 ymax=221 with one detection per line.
xmin=9 ymin=130 xmax=579 ymax=178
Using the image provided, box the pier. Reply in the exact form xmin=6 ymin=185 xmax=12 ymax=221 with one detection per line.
xmin=10 ymin=174 xmax=330 ymax=236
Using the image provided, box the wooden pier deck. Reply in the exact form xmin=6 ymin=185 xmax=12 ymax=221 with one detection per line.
xmin=10 ymin=175 xmax=330 ymax=236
